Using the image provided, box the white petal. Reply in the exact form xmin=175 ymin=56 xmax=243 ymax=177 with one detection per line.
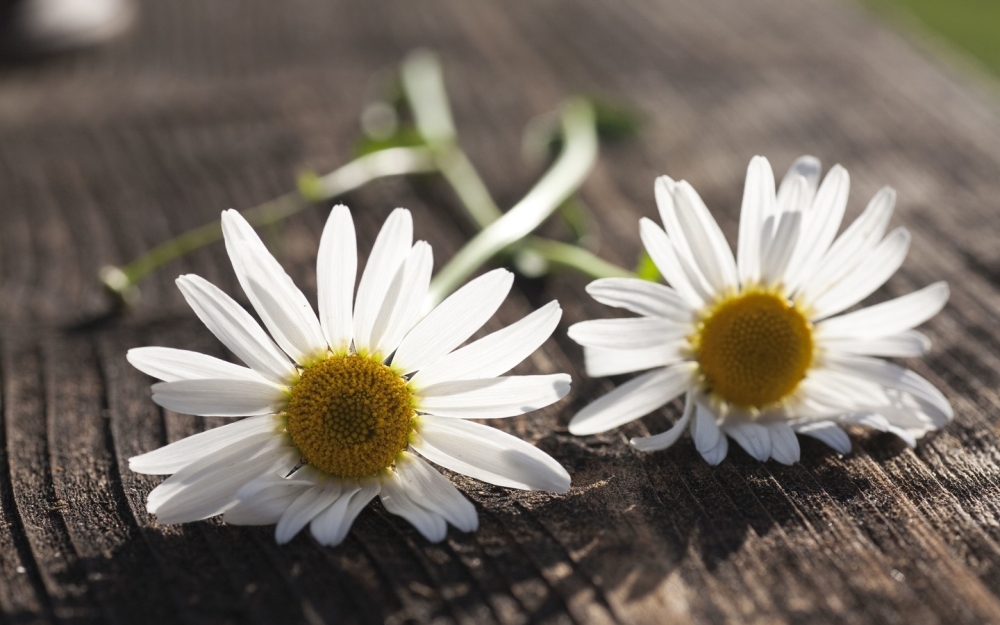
xmin=412 ymin=417 xmax=571 ymax=493
xmin=724 ymin=420 xmax=771 ymax=462
xmin=799 ymin=367 xmax=887 ymax=413
xmin=655 ymin=176 xmax=738 ymax=297
xmin=147 ymin=434 xmax=291 ymax=510
xmin=798 ymin=187 xmax=895 ymax=300
xmin=567 ymin=317 xmax=690 ymax=350
xmin=654 ymin=176 xmax=697 ymax=266
xmin=639 ymin=217 xmax=709 ymax=308
xmin=774 ymin=175 xmax=808 ymax=223
xmin=396 ymin=452 xmax=477 ymax=532
xmin=583 ymin=343 xmax=685 ymax=377
xmin=225 ymin=491 xmax=302 ymax=525
xmin=737 ymin=156 xmax=776 ymax=286
xmin=857 ymin=395 xmax=948 ymax=434
xmin=823 ymin=354 xmax=952 ymax=418
xmin=353 ymin=209 xmax=413 ymax=353
xmin=127 ymin=347 xmax=270 ymax=384
xmin=792 ymin=393 xmax=844 ymax=420
xmin=629 ymin=391 xmax=694 ymax=452
xmin=793 ymin=421 xmax=851 ymax=454
xmin=151 ymin=379 xmax=287 ymax=417
xmin=671 ymin=181 xmax=739 ymax=294
xmin=701 ymin=431 xmax=728 ymax=465
xmin=776 ymin=156 xmax=821 ymax=210
xmin=807 ymin=228 xmax=911 ymax=320
xmin=758 ymin=210 xmax=801 ymax=287
xmin=758 ymin=214 xmax=777 ymax=262
xmin=409 ymin=301 xmax=561 ymax=389
xmin=843 ymin=413 xmax=917 ymax=448
xmin=785 ymin=165 xmax=849 ymax=292
xmin=822 ymin=330 xmax=931 ymax=358
xmin=568 ymin=364 xmax=696 ymax=436
xmin=275 ymin=479 xmax=343 ymax=544
xmin=804 ymin=366 xmax=950 ymax=432
xmin=149 ymin=442 xmax=293 ymax=524
xmin=379 ymin=470 xmax=448 ymax=542
xmin=221 ymin=210 xmax=327 ymax=364
xmin=417 ymin=374 xmax=570 ymax=419
xmin=308 ymin=480 xmax=358 ymax=544
xmin=585 ymin=278 xmax=693 ymax=322
xmin=816 ymin=282 xmax=949 ymax=340
xmin=766 ymin=422 xmax=800 ymax=465
xmin=368 ymin=241 xmax=433 ymax=358
xmin=317 ymin=205 xmax=357 ymax=353
xmin=129 ymin=414 xmax=282 ymax=475
xmin=691 ymin=401 xmax=728 ymax=465
xmin=175 ymin=275 xmax=296 ymax=384
xmin=393 ymin=269 xmax=513 ymax=374
xmin=239 ymin=274 xmax=325 ymax=367
xmin=309 ymin=478 xmax=380 ymax=546
xmin=224 ymin=469 xmax=317 ymax=526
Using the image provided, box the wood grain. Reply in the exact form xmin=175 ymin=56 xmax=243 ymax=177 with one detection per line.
xmin=3 ymin=0 xmax=1000 ymax=622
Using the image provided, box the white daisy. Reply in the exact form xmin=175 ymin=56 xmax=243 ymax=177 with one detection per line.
xmin=568 ymin=155 xmax=952 ymax=464
xmin=128 ymin=206 xmax=571 ymax=545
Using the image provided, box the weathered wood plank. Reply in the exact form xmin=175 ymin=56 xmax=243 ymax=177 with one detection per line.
xmin=3 ymin=332 xmax=98 ymax=622
xmin=4 ymin=0 xmax=1000 ymax=622
xmin=0 ymin=333 xmax=54 ymax=624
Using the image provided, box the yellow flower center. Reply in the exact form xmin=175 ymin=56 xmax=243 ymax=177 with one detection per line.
xmin=692 ymin=290 xmax=813 ymax=409
xmin=284 ymin=354 xmax=414 ymax=478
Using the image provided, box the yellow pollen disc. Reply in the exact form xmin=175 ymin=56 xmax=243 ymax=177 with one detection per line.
xmin=285 ymin=354 xmax=413 ymax=478
xmin=693 ymin=291 xmax=813 ymax=409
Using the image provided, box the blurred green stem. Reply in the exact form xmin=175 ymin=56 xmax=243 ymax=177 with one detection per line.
xmin=102 ymin=51 xmax=636 ymax=308
xmin=401 ymin=51 xmax=502 ymax=228
xmin=402 ymin=51 xmax=632 ymax=307
xmin=520 ymin=237 xmax=634 ymax=279
xmin=101 ymin=146 xmax=435 ymax=304
xmin=425 ymin=97 xmax=599 ymax=307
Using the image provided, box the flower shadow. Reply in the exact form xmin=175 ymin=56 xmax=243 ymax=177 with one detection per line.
xmin=34 ymin=429 xmax=920 ymax=622
xmin=528 ymin=426 xmax=891 ymax=605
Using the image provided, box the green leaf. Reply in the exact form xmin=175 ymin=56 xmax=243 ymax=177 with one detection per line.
xmin=353 ymin=125 xmax=427 ymax=157
xmin=524 ymin=97 xmax=643 ymax=164
xmin=635 ymin=250 xmax=662 ymax=282
xmin=591 ymin=97 xmax=643 ymax=141
xmin=557 ymin=197 xmax=592 ymax=241
xmin=296 ymin=170 xmax=325 ymax=202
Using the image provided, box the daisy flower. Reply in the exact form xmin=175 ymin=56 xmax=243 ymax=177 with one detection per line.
xmin=128 ymin=206 xmax=571 ymax=545
xmin=568 ymin=156 xmax=951 ymax=465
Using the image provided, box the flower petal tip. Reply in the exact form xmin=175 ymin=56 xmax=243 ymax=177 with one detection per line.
xmin=567 ymin=419 xmax=597 ymax=437
xmin=549 ymin=477 xmax=571 ymax=495
xmin=771 ymin=455 xmax=799 ymax=466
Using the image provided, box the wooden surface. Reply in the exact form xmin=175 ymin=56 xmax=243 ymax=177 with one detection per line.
xmin=2 ymin=0 xmax=1000 ymax=623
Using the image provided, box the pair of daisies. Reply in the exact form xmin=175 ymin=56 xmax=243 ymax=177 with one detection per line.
xmin=129 ymin=155 xmax=951 ymax=546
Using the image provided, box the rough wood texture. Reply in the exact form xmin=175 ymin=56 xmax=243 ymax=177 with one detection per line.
xmin=2 ymin=0 xmax=1000 ymax=622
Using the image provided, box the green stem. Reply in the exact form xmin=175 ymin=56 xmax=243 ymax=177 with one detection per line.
xmin=425 ymin=98 xmax=599 ymax=307
xmin=401 ymin=52 xmax=633 ymax=297
xmin=401 ymin=51 xmax=502 ymax=228
xmin=520 ymin=237 xmax=635 ymax=280
xmin=433 ymin=147 xmax=502 ymax=228
xmin=101 ymin=146 xmax=436 ymax=304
